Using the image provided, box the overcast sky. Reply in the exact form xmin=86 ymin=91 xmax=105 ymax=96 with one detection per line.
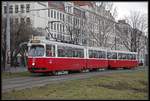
xmin=113 ymin=2 xmax=148 ymax=20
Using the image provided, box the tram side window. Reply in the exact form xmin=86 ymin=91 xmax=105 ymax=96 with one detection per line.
xmin=118 ymin=53 xmax=129 ymax=60
xmin=72 ymin=48 xmax=84 ymax=58
xmin=128 ymin=54 xmax=133 ymax=60
xmin=127 ymin=54 xmax=130 ymax=60
xmin=58 ymin=46 xmax=84 ymax=58
xmin=46 ymin=44 xmax=55 ymax=57
xmin=107 ymin=52 xmax=111 ymax=59
xmin=29 ymin=45 xmax=44 ymax=57
xmin=72 ymin=49 xmax=77 ymax=57
xmin=122 ymin=54 xmax=125 ymax=59
xmin=72 ymin=48 xmax=77 ymax=57
xmin=58 ymin=46 xmax=66 ymax=57
xmin=132 ymin=54 xmax=136 ymax=60
xmin=89 ymin=50 xmax=96 ymax=58
xmin=122 ymin=53 xmax=127 ymax=59
xmin=121 ymin=53 xmax=128 ymax=59
xmin=113 ymin=53 xmax=117 ymax=59
xmin=97 ymin=51 xmax=101 ymax=58
xmin=107 ymin=52 xmax=117 ymax=59
xmin=89 ymin=50 xmax=106 ymax=59
xmin=77 ymin=49 xmax=84 ymax=58
xmin=67 ymin=47 xmax=73 ymax=57
xmin=99 ymin=51 xmax=106 ymax=58
xmin=97 ymin=51 xmax=102 ymax=58
xmin=118 ymin=53 xmax=122 ymax=59
xmin=93 ymin=50 xmax=98 ymax=58
xmin=89 ymin=50 xmax=93 ymax=58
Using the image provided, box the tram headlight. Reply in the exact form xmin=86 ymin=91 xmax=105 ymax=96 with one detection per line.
xmin=32 ymin=62 xmax=35 ymax=66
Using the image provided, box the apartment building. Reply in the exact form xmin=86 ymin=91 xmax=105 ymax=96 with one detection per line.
xmin=2 ymin=1 xmax=48 ymax=29
xmin=2 ymin=1 xmax=116 ymax=47
xmin=73 ymin=1 xmax=116 ymax=48
xmin=48 ymin=1 xmax=86 ymax=45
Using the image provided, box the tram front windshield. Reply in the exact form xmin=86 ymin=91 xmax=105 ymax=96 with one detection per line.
xmin=28 ymin=45 xmax=45 ymax=57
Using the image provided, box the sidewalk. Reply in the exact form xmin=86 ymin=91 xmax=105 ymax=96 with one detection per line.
xmin=2 ymin=66 xmax=27 ymax=73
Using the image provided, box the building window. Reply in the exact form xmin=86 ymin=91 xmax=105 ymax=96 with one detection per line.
xmin=62 ymin=14 xmax=64 ymax=21
xmin=15 ymin=5 xmax=18 ymax=13
xmin=60 ymin=13 xmax=62 ymax=20
xmin=58 ymin=34 xmax=60 ymax=39
xmin=9 ymin=5 xmax=13 ymax=13
xmin=51 ymin=23 xmax=53 ymax=30
xmin=26 ymin=4 xmax=30 ymax=13
xmin=63 ymin=25 xmax=64 ymax=32
xmin=54 ymin=34 xmax=56 ymax=38
xmin=66 ymin=6 xmax=72 ymax=14
xmin=46 ymin=44 xmax=55 ymax=57
xmin=26 ymin=17 xmax=30 ymax=24
xmin=51 ymin=10 xmax=53 ymax=18
xmin=54 ymin=10 xmax=56 ymax=19
xmin=54 ymin=23 xmax=56 ymax=30
xmin=21 ymin=5 xmax=24 ymax=13
xmin=4 ymin=6 xmax=7 ymax=13
xmin=60 ymin=24 xmax=62 ymax=32
xmin=68 ymin=15 xmax=72 ymax=24
xmin=57 ymin=12 xmax=59 ymax=20
xmin=57 ymin=23 xmax=59 ymax=32
xmin=15 ymin=18 xmax=19 ymax=24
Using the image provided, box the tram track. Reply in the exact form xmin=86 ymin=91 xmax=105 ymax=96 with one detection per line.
xmin=2 ymin=67 xmax=147 ymax=93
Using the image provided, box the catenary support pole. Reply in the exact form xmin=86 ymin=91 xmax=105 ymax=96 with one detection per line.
xmin=5 ymin=1 xmax=11 ymax=70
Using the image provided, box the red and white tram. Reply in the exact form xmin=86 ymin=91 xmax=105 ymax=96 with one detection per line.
xmin=27 ymin=38 xmax=138 ymax=74
xmin=107 ymin=50 xmax=138 ymax=69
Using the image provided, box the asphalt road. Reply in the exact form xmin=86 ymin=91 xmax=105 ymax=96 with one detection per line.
xmin=2 ymin=67 xmax=147 ymax=93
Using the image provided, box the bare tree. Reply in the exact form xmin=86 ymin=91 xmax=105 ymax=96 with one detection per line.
xmin=84 ymin=3 xmax=117 ymax=48
xmin=64 ymin=14 xmax=81 ymax=44
xmin=96 ymin=2 xmax=118 ymax=18
xmin=115 ymin=21 xmax=132 ymax=51
xmin=116 ymin=11 xmax=148 ymax=60
xmin=50 ymin=11 xmax=85 ymax=45
xmin=1 ymin=16 xmax=34 ymax=68
xmin=127 ymin=11 xmax=147 ymax=52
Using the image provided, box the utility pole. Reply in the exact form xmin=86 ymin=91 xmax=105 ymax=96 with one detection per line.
xmin=114 ymin=23 xmax=117 ymax=50
xmin=5 ymin=1 xmax=11 ymax=70
xmin=144 ymin=36 xmax=147 ymax=67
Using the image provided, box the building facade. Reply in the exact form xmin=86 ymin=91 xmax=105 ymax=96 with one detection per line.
xmin=47 ymin=1 xmax=86 ymax=45
xmin=2 ymin=1 xmax=116 ymax=47
xmin=2 ymin=1 xmax=48 ymax=29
